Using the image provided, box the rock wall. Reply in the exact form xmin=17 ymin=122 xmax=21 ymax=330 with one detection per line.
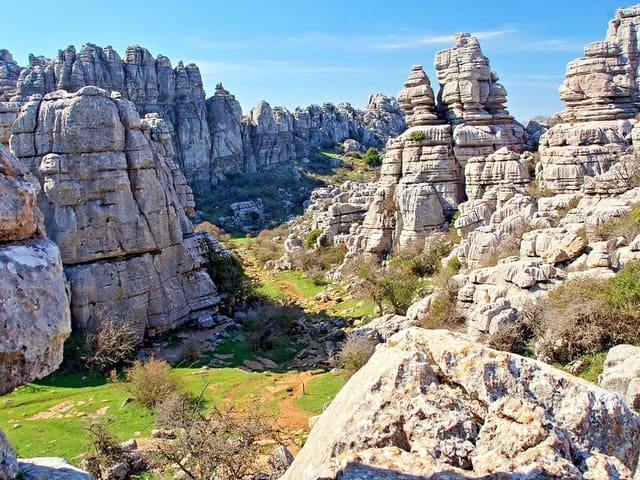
xmin=539 ymin=5 xmax=640 ymax=193
xmin=0 ymin=143 xmax=70 ymax=395
xmin=5 ymin=44 xmax=406 ymax=194
xmin=283 ymin=328 xmax=640 ymax=479
xmin=9 ymin=86 xmax=221 ymax=338
xmin=12 ymin=43 xmax=213 ymax=194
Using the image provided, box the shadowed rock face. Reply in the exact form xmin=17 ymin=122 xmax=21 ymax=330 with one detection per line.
xmin=10 ymin=86 xmax=220 ymax=338
xmin=282 ymin=328 xmax=640 ymax=480
xmin=539 ymin=5 xmax=640 ymax=194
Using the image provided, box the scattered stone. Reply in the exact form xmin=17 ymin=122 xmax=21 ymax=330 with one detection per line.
xmin=17 ymin=457 xmax=91 ymax=480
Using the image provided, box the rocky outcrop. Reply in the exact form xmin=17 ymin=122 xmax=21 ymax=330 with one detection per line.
xmin=600 ymin=344 xmax=640 ymax=409
xmin=13 ymin=44 xmax=213 ymax=194
xmin=10 ymin=86 xmax=220 ymax=338
xmin=343 ymin=35 xmax=525 ymax=258
xmin=539 ymin=5 xmax=640 ymax=193
xmin=283 ymin=328 xmax=640 ymax=479
xmin=0 ymin=50 xmax=21 ymax=101
xmin=206 ymin=83 xmax=244 ymax=178
xmin=435 ymin=33 xmax=524 ymax=161
xmin=361 ymin=93 xmax=407 ymax=146
xmin=0 ymin=143 xmax=70 ymax=395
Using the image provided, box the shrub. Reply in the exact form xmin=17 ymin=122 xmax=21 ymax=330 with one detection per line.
xmin=304 ymin=229 xmax=323 ymax=249
xmin=124 ymin=358 xmax=182 ymax=407
xmin=362 ymin=147 xmax=381 ymax=167
xmin=334 ymin=334 xmax=377 ymax=378
xmin=408 ymin=130 xmax=426 ymax=141
xmin=207 ymin=250 xmax=257 ymax=311
xmin=533 ymin=263 xmax=640 ymax=363
xmin=64 ymin=321 xmax=141 ymax=374
xmin=590 ymin=204 xmax=640 ymax=242
xmin=154 ymin=395 xmax=274 ymax=480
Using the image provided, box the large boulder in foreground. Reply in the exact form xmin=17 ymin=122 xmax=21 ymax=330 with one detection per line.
xmin=0 ymin=144 xmax=70 ymax=395
xmin=282 ymin=328 xmax=640 ymax=479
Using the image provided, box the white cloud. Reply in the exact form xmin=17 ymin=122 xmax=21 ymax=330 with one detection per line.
xmin=371 ymin=28 xmax=517 ymax=49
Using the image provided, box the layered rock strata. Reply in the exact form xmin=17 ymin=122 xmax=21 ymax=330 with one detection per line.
xmin=6 ymin=44 xmax=406 ymax=193
xmin=346 ymin=35 xmax=525 ymax=256
xmin=539 ymin=5 xmax=640 ymax=193
xmin=9 ymin=86 xmax=220 ymax=337
xmin=283 ymin=328 xmax=640 ymax=479
xmin=12 ymin=43 xmax=212 ymax=194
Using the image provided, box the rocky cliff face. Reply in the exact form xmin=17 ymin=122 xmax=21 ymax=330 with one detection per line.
xmin=6 ymin=44 xmax=406 ymax=195
xmin=283 ymin=328 xmax=640 ymax=479
xmin=9 ymin=86 xmax=221 ymax=338
xmin=539 ymin=5 xmax=640 ymax=193
xmin=12 ymin=44 xmax=213 ymax=194
xmin=0 ymin=143 xmax=70 ymax=395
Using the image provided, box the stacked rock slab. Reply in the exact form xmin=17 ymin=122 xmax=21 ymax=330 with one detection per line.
xmin=282 ymin=328 xmax=640 ymax=480
xmin=0 ymin=142 xmax=71 ymax=480
xmin=206 ymin=83 xmax=245 ymax=178
xmin=350 ymin=35 xmax=524 ymax=257
xmin=10 ymin=86 xmax=220 ymax=338
xmin=539 ymin=5 xmax=640 ymax=193
xmin=11 ymin=43 xmax=213 ymax=194
xmin=0 ymin=50 xmax=21 ymax=101
xmin=435 ymin=33 xmax=524 ymax=163
xmin=350 ymin=65 xmax=454 ymax=255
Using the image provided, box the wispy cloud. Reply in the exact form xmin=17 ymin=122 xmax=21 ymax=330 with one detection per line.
xmin=504 ymin=73 xmax=564 ymax=89
xmin=196 ymin=60 xmax=371 ymax=78
xmin=371 ymin=28 xmax=517 ymax=50
xmin=520 ymin=39 xmax=585 ymax=52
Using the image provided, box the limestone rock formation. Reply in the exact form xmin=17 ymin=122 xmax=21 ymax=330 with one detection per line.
xmin=206 ymin=83 xmax=244 ymax=178
xmin=600 ymin=344 xmax=640 ymax=409
xmin=360 ymin=93 xmax=407 ymax=146
xmin=539 ymin=5 xmax=640 ymax=193
xmin=344 ymin=35 xmax=525 ymax=258
xmin=10 ymin=86 xmax=220 ymax=338
xmin=435 ymin=33 xmax=524 ymax=161
xmin=12 ymin=43 xmax=212 ymax=194
xmin=282 ymin=328 xmax=640 ymax=480
xmin=0 ymin=143 xmax=70 ymax=395
xmin=0 ymin=50 xmax=21 ymax=101
xmin=0 ymin=430 xmax=18 ymax=480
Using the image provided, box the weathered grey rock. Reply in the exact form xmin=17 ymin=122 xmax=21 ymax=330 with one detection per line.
xmin=10 ymin=87 xmax=219 ymax=338
xmin=0 ymin=102 xmax=20 ymax=147
xmin=0 ymin=50 xmax=21 ymax=101
xmin=0 ymin=144 xmax=70 ymax=395
xmin=396 ymin=65 xmax=439 ymax=126
xmin=600 ymin=344 xmax=640 ymax=409
xmin=464 ymin=148 xmax=532 ymax=200
xmin=206 ymin=83 xmax=244 ymax=179
xmin=0 ymin=430 xmax=18 ymax=480
xmin=538 ymin=6 xmax=640 ymax=194
xmin=282 ymin=328 xmax=640 ymax=479
xmin=352 ymin=314 xmax=416 ymax=343
xmin=16 ymin=457 xmax=92 ymax=480
xmin=360 ymin=93 xmax=406 ymax=146
xmin=13 ymin=43 xmax=213 ymax=194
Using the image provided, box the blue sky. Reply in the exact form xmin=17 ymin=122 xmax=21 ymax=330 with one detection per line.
xmin=1 ymin=0 xmax=629 ymax=122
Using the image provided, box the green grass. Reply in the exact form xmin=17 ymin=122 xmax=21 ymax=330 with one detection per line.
xmin=573 ymin=352 xmax=606 ymax=384
xmin=1 ymin=366 xmax=347 ymax=464
xmin=0 ymin=372 xmax=154 ymax=461
xmin=293 ymin=372 xmax=345 ymax=415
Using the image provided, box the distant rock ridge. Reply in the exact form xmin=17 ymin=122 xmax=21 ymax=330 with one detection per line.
xmin=539 ymin=4 xmax=640 ymax=193
xmin=10 ymin=86 xmax=222 ymax=338
xmin=3 ymin=43 xmax=406 ymax=195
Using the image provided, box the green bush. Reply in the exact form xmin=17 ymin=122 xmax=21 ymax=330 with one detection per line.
xmin=304 ymin=229 xmax=323 ymax=249
xmin=408 ymin=130 xmax=426 ymax=141
xmin=335 ymin=334 xmax=377 ymax=378
xmin=362 ymin=147 xmax=381 ymax=167
xmin=125 ymin=358 xmax=183 ymax=407
xmin=207 ymin=250 xmax=256 ymax=311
